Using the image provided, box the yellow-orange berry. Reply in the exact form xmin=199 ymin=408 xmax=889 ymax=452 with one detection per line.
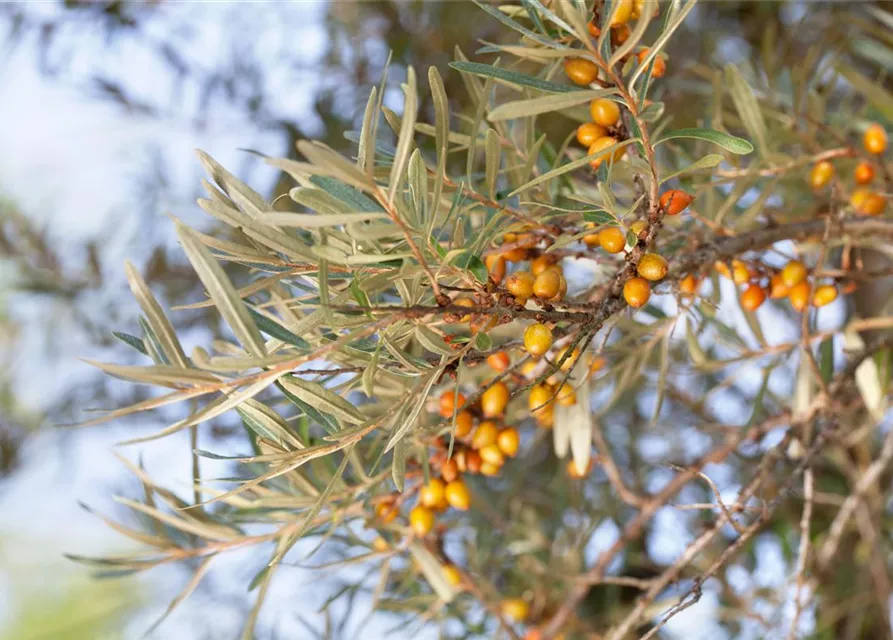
xmin=623 ymin=277 xmax=651 ymax=308
xmin=587 ymin=20 xmax=600 ymax=38
xmin=533 ymin=268 xmax=562 ymax=299
xmin=445 ymin=479 xmax=471 ymax=511
xmin=455 ymin=448 xmax=482 ymax=475
xmin=590 ymin=98 xmax=621 ymax=127
xmin=576 ymin=122 xmax=608 ymax=147
xmin=588 ymin=136 xmax=625 ymax=169
xmin=851 ymin=188 xmax=887 ymax=215
xmin=637 ymin=253 xmax=669 ymax=281
xmin=481 ymin=381 xmax=510 ymax=418
xmin=769 ymin=273 xmax=789 ymax=299
xmin=375 ymin=500 xmax=398 ymax=524
xmin=679 ymin=274 xmax=699 ymax=296
xmin=520 ymin=360 xmax=538 ymax=378
xmin=479 ymin=443 xmax=505 ymax=467
xmin=556 ymin=345 xmax=581 ymax=371
xmin=567 ymin=458 xmax=594 ymax=479
xmin=659 ymin=190 xmax=693 ymax=216
xmin=530 ymin=254 xmax=557 ymax=276
xmin=608 ymin=0 xmax=633 ymax=26
xmin=505 ymin=270 xmax=535 ymax=302
xmin=451 ymin=297 xmax=474 ymax=323
xmin=443 ymin=564 xmax=462 ymax=587
xmin=372 ymin=536 xmax=389 ymax=552
xmin=497 ymin=427 xmax=520 ymax=457
xmin=552 ymin=272 xmax=568 ymax=301
xmin=529 ymin=383 xmax=554 ymax=413
xmin=813 ymin=284 xmax=838 ymax=307
xmin=440 ymin=458 xmax=459 ymax=483
xmin=611 ymin=23 xmax=631 ymax=46
xmin=732 ymin=260 xmax=751 ymax=285
xmin=485 ymin=254 xmax=506 ymax=284
xmin=535 ymin=403 xmax=555 ymax=428
xmin=632 ymin=0 xmax=659 ymax=19
xmin=781 ymin=260 xmax=808 ymax=288
xmin=487 ymin=351 xmax=511 ymax=372
xmin=454 ymin=410 xmax=474 ymax=438
xmin=589 ymin=357 xmax=606 ymax=374
xmin=524 ymin=323 xmax=553 ymax=357
xmin=472 ymin=420 xmax=499 ymax=450
xmin=714 ymin=260 xmax=731 ymax=279
xmin=555 ymin=382 xmax=577 ymax=406
xmin=740 ymin=284 xmax=766 ymax=312
xmin=564 ymin=58 xmax=599 ymax=85
xmin=864 ymin=123 xmax=888 ymax=155
xmin=788 ymin=281 xmax=811 ymax=312
xmin=637 ymin=49 xmax=666 ymax=78
xmin=809 ymin=160 xmax=834 ymax=189
xmin=420 ymin=478 xmax=446 ymax=509
xmin=502 ymin=598 xmax=530 ymax=622
xmin=409 ymin=505 xmax=435 ymax=536
xmin=480 ymin=461 xmax=502 ymax=476
xmin=854 ymin=161 xmax=875 ymax=185
xmin=599 ymin=226 xmax=626 ymax=253
xmin=439 ymin=390 xmax=466 ymax=418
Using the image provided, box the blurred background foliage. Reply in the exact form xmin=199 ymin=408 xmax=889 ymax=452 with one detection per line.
xmin=1 ymin=1 xmax=893 ymax=638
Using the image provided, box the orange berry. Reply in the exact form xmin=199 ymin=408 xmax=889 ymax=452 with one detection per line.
xmin=375 ymin=500 xmax=398 ymax=524
xmin=533 ymin=268 xmax=562 ymax=299
xmin=864 ymin=123 xmax=888 ymax=155
xmin=637 ymin=49 xmax=666 ymax=78
xmin=372 ymin=536 xmax=389 ymax=552
xmin=455 ymin=448 xmax=482 ymax=474
xmin=813 ymin=284 xmax=838 ymax=307
xmin=479 ymin=443 xmax=505 ymax=467
xmin=714 ymin=260 xmax=731 ymax=279
xmin=524 ymin=323 xmax=553 ymax=357
xmin=567 ymin=458 xmax=594 ymax=479
xmin=590 ymin=98 xmax=621 ymax=127
xmin=788 ymin=281 xmax=811 ymax=312
xmin=556 ymin=345 xmax=581 ymax=371
xmin=472 ymin=420 xmax=499 ymax=450
xmin=443 ymin=564 xmax=462 ymax=587
xmin=659 ymin=190 xmax=693 ymax=215
xmin=740 ymin=284 xmax=766 ymax=312
xmin=583 ymin=228 xmax=601 ymax=247
xmin=409 ymin=505 xmax=435 ymax=537
xmin=632 ymin=0 xmax=658 ymax=19
xmin=564 ymin=58 xmax=598 ymax=85
xmin=485 ymin=254 xmax=506 ymax=284
xmin=637 ymin=253 xmax=669 ymax=281
xmin=781 ymin=260 xmax=808 ymax=288
xmin=481 ymin=381 xmax=510 ymax=418
xmin=440 ymin=458 xmax=459 ymax=483
xmin=769 ymin=273 xmax=789 ymax=299
xmin=608 ymin=0 xmax=633 ymax=26
xmin=587 ymin=20 xmax=600 ymax=38
xmin=851 ymin=188 xmax=887 ymax=215
xmin=530 ymin=254 xmax=557 ymax=276
xmin=732 ymin=260 xmax=751 ymax=285
xmin=854 ymin=161 xmax=875 ymax=185
xmin=445 ymin=479 xmax=471 ymax=511
xmin=487 ymin=351 xmax=511 ymax=372
xmin=502 ymin=598 xmax=530 ymax=622
xmin=505 ymin=270 xmax=535 ymax=302
xmin=451 ymin=296 xmax=475 ymax=323
xmin=552 ymin=272 xmax=568 ymax=301
xmin=623 ymin=277 xmax=651 ymax=308
xmin=611 ymin=23 xmax=631 ymax=46
xmin=555 ymin=382 xmax=577 ymax=406
xmin=420 ymin=478 xmax=446 ymax=509
xmin=497 ymin=427 xmax=520 ymax=457
xmin=588 ymin=136 xmax=625 ymax=169
xmin=480 ymin=461 xmax=501 ymax=476
xmin=535 ymin=403 xmax=555 ymax=428
xmin=809 ymin=160 xmax=834 ymax=189
xmin=599 ymin=226 xmax=626 ymax=253
xmin=576 ymin=122 xmax=608 ymax=147
xmin=439 ymin=390 xmax=466 ymax=418
xmin=454 ymin=410 xmax=474 ymax=438
xmin=589 ymin=357 xmax=606 ymax=374
xmin=679 ymin=274 xmax=700 ymax=296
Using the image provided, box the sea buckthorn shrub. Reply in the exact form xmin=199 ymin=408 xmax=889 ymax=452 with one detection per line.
xmin=78 ymin=2 xmax=893 ymax=638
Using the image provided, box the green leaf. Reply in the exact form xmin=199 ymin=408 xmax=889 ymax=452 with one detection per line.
xmin=408 ymin=542 xmax=456 ymax=603
xmin=487 ymin=88 xmax=615 ymax=121
xmin=485 ymin=128 xmax=501 ymax=200
xmin=475 ymin=332 xmax=493 ymax=351
xmin=278 ymin=380 xmax=341 ymax=434
xmin=112 ymin=331 xmax=148 ymax=356
xmin=124 ymin=261 xmax=188 ymax=368
xmin=263 ymin=211 xmax=390 ymax=227
xmin=309 ymin=176 xmax=385 ymax=212
xmin=247 ymin=308 xmax=312 ymax=349
xmin=470 ymin=0 xmax=566 ymax=49
xmin=509 ymin=139 xmax=636 ymax=195
xmin=449 ymin=61 xmax=578 ymax=94
xmin=388 ymin=66 xmax=418 ymax=204
xmin=392 ymin=438 xmax=407 ymax=492
xmin=453 ymin=251 xmax=489 ymax=283
xmin=660 ymin=154 xmax=725 ymax=184
xmin=655 ymin=128 xmax=754 ymax=155
xmin=279 ymin=375 xmax=365 ymax=426
xmin=725 ymin=64 xmax=769 ymax=157
xmin=836 ymin=61 xmax=893 ymax=122
xmin=583 ymin=210 xmax=616 ymax=225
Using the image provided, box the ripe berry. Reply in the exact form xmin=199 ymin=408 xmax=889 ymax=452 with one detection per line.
xmin=740 ymin=284 xmax=766 ymax=312
xmin=445 ymin=479 xmax=471 ymax=511
xmin=567 ymin=458 xmax=594 ymax=479
xmin=636 ymin=49 xmax=666 ymax=78
xmin=556 ymin=345 xmax=581 ymax=371
xmin=679 ymin=274 xmax=699 ymax=296
xmin=487 ymin=351 xmax=511 ymax=372
xmin=442 ymin=564 xmax=462 ymax=588
xmin=497 ymin=427 xmax=520 ymax=457
xmin=485 ymin=254 xmax=506 ymax=284
xmin=781 ymin=260 xmax=807 ymax=288
xmin=632 ymin=0 xmax=659 ymax=19
xmin=455 ymin=410 xmax=474 ymax=438
xmin=420 ymin=478 xmax=446 ymax=509
xmin=479 ymin=443 xmax=505 ymax=467
xmin=589 ymin=357 xmax=606 ymax=374
xmin=864 ymin=123 xmax=888 ymax=155
xmin=854 ymin=161 xmax=875 ymax=185
xmin=599 ymin=226 xmax=626 ymax=253
xmin=524 ymin=323 xmax=553 ymax=357
xmin=441 ymin=459 xmax=459 ymax=483
xmin=809 ymin=160 xmax=834 ymax=189
xmin=564 ymin=58 xmax=599 ymax=85
xmin=556 ymin=382 xmax=576 ymax=406
xmin=609 ymin=0 xmax=633 ymax=26
xmin=529 ymin=383 xmax=554 ymax=412
xmin=588 ymin=136 xmax=625 ymax=169
xmin=481 ymin=381 xmax=510 ymax=418
xmin=637 ymin=253 xmax=669 ymax=281
xmin=587 ymin=20 xmax=600 ymax=38
xmin=769 ymin=273 xmax=789 ymax=299
xmin=439 ymin=390 xmax=466 ymax=418
xmin=732 ymin=260 xmax=751 ymax=285
xmin=659 ymin=190 xmax=693 ymax=215
xmin=472 ymin=420 xmax=499 ymax=449
xmin=552 ymin=273 xmax=568 ymax=301
xmin=576 ymin=122 xmax=608 ymax=147
xmin=813 ymin=284 xmax=838 ymax=307
xmin=530 ymin=254 xmax=557 ymax=276
xmin=480 ymin=461 xmax=501 ymax=477
xmin=851 ymin=188 xmax=887 ymax=215
xmin=506 ymin=271 xmax=535 ymax=302
xmin=456 ymin=448 xmax=482 ymax=474
xmin=501 ymin=598 xmax=530 ymax=622
xmin=533 ymin=268 xmax=562 ymax=299
xmin=409 ymin=505 xmax=435 ymax=536
xmin=788 ymin=281 xmax=811 ymax=312
xmin=372 ymin=537 xmax=389 ymax=552
xmin=623 ymin=277 xmax=651 ymax=308
xmin=611 ymin=23 xmax=631 ymax=47
xmin=590 ymin=98 xmax=621 ymax=127
xmin=535 ymin=403 xmax=555 ymax=428
xmin=375 ymin=500 xmax=398 ymax=524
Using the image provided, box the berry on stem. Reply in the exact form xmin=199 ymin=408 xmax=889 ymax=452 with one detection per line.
xmin=454 ymin=410 xmax=474 ymax=438
xmin=576 ymin=122 xmax=607 ymax=147
xmin=623 ymin=277 xmax=651 ymax=308
xmin=445 ymin=479 xmax=471 ymax=511
xmin=588 ymin=136 xmax=625 ymax=169
xmin=813 ymin=284 xmax=838 ymax=307
xmin=481 ymin=381 xmax=510 ymax=417
xmin=599 ymin=227 xmax=626 ymax=253
xmin=472 ymin=420 xmax=499 ymax=449
xmin=864 ymin=123 xmax=888 ymax=155
xmin=590 ymin=98 xmax=621 ymax=127
xmin=533 ymin=268 xmax=562 ymax=299
xmin=637 ymin=253 xmax=668 ymax=281
xmin=410 ymin=505 xmax=435 ymax=536
xmin=420 ymin=478 xmax=446 ymax=509
xmin=809 ymin=160 xmax=834 ymax=189
xmin=637 ymin=49 xmax=666 ymax=78
xmin=524 ymin=323 xmax=553 ymax=357
xmin=439 ymin=390 xmax=466 ymax=418
xmin=788 ymin=281 xmax=811 ymax=312
xmin=497 ymin=427 xmax=520 ymax=457
xmin=781 ymin=260 xmax=807 ymax=288
xmin=740 ymin=284 xmax=766 ymax=311
xmin=487 ymin=351 xmax=511 ymax=372
xmin=505 ymin=271 xmax=535 ymax=302
xmin=659 ymin=190 xmax=693 ymax=215
xmin=564 ymin=58 xmax=598 ymax=85
xmin=680 ymin=274 xmax=700 ymax=296
xmin=502 ymin=598 xmax=530 ymax=622
xmin=854 ymin=161 xmax=875 ymax=185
